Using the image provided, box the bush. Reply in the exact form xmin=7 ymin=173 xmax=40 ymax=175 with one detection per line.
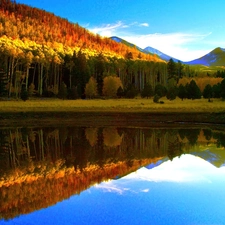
xmin=186 ymin=80 xmax=202 ymax=100
xmin=85 ymin=77 xmax=97 ymax=99
xmin=221 ymin=78 xmax=225 ymax=100
xmin=124 ymin=84 xmax=138 ymax=99
xmin=117 ymin=86 xmax=124 ymax=98
xmin=178 ymin=84 xmax=187 ymax=100
xmin=141 ymin=83 xmax=153 ymax=98
xmin=58 ymin=82 xmax=68 ymax=99
xmin=20 ymin=85 xmax=29 ymax=101
xmin=103 ymin=76 xmax=122 ymax=98
xmin=154 ymin=84 xmax=167 ymax=97
xmin=68 ymin=86 xmax=79 ymax=99
xmin=203 ymin=84 xmax=213 ymax=100
xmin=166 ymin=87 xmax=177 ymax=101
xmin=153 ymin=94 xmax=160 ymax=103
xmin=42 ymin=90 xmax=55 ymax=98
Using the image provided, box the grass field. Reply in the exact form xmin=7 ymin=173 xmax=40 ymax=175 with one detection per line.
xmin=0 ymin=97 xmax=225 ymax=113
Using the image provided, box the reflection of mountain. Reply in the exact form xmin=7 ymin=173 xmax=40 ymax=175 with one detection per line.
xmin=0 ymin=126 xmax=225 ymax=220
xmin=191 ymin=149 xmax=225 ymax=168
xmin=145 ymin=157 xmax=169 ymax=169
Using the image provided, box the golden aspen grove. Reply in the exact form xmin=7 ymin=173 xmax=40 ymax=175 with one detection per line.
xmin=0 ymin=0 xmax=169 ymax=99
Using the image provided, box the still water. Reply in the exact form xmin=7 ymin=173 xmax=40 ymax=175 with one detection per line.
xmin=0 ymin=125 xmax=225 ymax=225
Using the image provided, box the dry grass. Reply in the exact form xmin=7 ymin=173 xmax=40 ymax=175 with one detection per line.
xmin=0 ymin=97 xmax=225 ymax=113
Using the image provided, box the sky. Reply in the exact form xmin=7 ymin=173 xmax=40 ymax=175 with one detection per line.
xmin=16 ymin=0 xmax=225 ymax=61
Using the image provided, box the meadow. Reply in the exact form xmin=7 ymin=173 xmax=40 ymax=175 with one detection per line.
xmin=0 ymin=97 xmax=225 ymax=113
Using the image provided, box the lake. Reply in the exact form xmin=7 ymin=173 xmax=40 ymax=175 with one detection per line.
xmin=0 ymin=124 xmax=225 ymax=225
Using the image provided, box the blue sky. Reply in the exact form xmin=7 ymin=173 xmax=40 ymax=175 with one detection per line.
xmin=16 ymin=0 xmax=225 ymax=61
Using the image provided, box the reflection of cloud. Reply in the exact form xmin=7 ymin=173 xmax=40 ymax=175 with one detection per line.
xmin=94 ymin=182 xmax=127 ymax=195
xmin=94 ymin=155 xmax=225 ymax=196
xmin=123 ymin=155 xmax=223 ymax=183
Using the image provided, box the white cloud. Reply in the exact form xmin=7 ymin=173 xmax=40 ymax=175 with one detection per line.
xmin=120 ymin=32 xmax=212 ymax=61
xmin=89 ymin=21 xmax=212 ymax=61
xmin=89 ymin=21 xmax=125 ymax=37
xmin=139 ymin=23 xmax=149 ymax=27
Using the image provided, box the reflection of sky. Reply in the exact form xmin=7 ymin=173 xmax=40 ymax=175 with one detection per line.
xmin=1 ymin=155 xmax=225 ymax=225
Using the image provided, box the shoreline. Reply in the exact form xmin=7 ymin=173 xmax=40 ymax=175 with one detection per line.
xmin=0 ymin=110 xmax=225 ymax=127
xmin=0 ymin=98 xmax=225 ymax=127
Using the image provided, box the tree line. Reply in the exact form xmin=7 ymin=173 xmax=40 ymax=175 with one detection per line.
xmin=0 ymin=41 xmax=168 ymax=100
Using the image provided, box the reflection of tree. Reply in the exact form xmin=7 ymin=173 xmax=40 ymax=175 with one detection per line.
xmin=167 ymin=130 xmax=183 ymax=160
xmin=85 ymin=127 xmax=98 ymax=147
xmin=72 ymin=128 xmax=90 ymax=171
xmin=178 ymin=129 xmax=200 ymax=146
xmin=186 ymin=129 xmax=200 ymax=146
xmin=203 ymin=129 xmax=212 ymax=141
xmin=0 ymin=130 xmax=9 ymax=173
xmin=213 ymin=132 xmax=225 ymax=148
xmin=96 ymin=128 xmax=105 ymax=168
xmin=1 ymin=126 xmax=225 ymax=220
xmin=103 ymin=128 xmax=123 ymax=147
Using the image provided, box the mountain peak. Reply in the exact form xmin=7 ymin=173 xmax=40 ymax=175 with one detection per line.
xmin=186 ymin=47 xmax=225 ymax=66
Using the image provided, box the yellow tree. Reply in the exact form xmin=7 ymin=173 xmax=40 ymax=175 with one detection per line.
xmin=102 ymin=76 xmax=122 ymax=98
xmin=85 ymin=76 xmax=97 ymax=98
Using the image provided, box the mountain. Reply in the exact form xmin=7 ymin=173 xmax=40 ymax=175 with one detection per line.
xmin=111 ymin=36 xmax=180 ymax=62
xmin=185 ymin=47 xmax=225 ymax=66
xmin=145 ymin=157 xmax=169 ymax=169
xmin=111 ymin=36 xmax=225 ymax=66
xmin=144 ymin=46 xmax=180 ymax=62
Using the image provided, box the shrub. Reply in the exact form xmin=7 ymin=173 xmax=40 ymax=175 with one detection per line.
xmin=212 ymin=83 xmax=221 ymax=98
xmin=177 ymin=84 xmax=187 ymax=100
xmin=186 ymin=80 xmax=201 ymax=100
xmin=141 ymin=83 xmax=153 ymax=98
xmin=166 ymin=87 xmax=177 ymax=101
xmin=58 ymin=82 xmax=67 ymax=99
xmin=68 ymin=86 xmax=79 ymax=99
xmin=117 ymin=86 xmax=124 ymax=98
xmin=203 ymin=84 xmax=213 ymax=100
xmin=85 ymin=77 xmax=98 ymax=99
xmin=153 ymin=94 xmax=160 ymax=103
xmin=124 ymin=84 xmax=138 ymax=99
xmin=103 ymin=76 xmax=122 ymax=98
xmin=20 ymin=85 xmax=29 ymax=101
xmin=28 ymin=83 xmax=35 ymax=97
xmin=154 ymin=84 xmax=167 ymax=97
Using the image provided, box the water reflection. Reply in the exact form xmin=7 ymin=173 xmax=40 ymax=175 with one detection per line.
xmin=0 ymin=125 xmax=225 ymax=222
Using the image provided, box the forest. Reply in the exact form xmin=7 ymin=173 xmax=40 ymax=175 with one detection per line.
xmin=0 ymin=0 xmax=225 ymax=101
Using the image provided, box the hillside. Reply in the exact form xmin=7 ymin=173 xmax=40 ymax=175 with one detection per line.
xmin=0 ymin=0 xmax=169 ymax=99
xmin=186 ymin=47 xmax=225 ymax=66
xmin=0 ymin=0 xmax=162 ymax=61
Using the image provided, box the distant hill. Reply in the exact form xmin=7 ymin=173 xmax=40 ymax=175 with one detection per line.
xmin=144 ymin=46 xmax=180 ymax=62
xmin=111 ymin=36 xmax=182 ymax=62
xmin=185 ymin=47 xmax=225 ymax=66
